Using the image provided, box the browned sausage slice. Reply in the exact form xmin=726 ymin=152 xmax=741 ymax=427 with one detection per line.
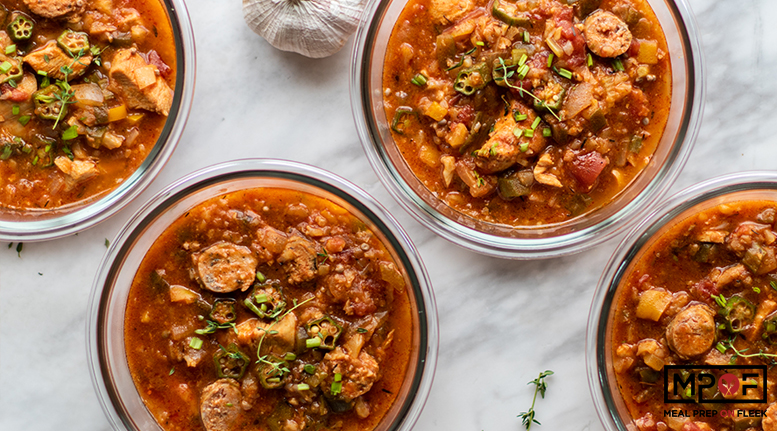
xmin=196 ymin=243 xmax=258 ymax=293
xmin=583 ymin=10 xmax=632 ymax=58
xmin=200 ymin=379 xmax=242 ymax=431
xmin=666 ymin=303 xmax=715 ymax=359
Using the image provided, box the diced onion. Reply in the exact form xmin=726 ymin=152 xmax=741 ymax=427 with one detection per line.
xmin=71 ymin=83 xmax=104 ymax=107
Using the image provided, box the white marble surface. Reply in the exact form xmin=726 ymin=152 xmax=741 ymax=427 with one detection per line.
xmin=1 ymin=0 xmax=775 ymax=429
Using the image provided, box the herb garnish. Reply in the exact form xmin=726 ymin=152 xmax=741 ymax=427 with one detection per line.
xmin=495 ymin=58 xmax=562 ymax=122
xmin=518 ymin=370 xmax=554 ymax=430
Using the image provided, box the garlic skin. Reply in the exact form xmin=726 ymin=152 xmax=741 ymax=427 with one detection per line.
xmin=243 ymin=0 xmax=366 ymax=58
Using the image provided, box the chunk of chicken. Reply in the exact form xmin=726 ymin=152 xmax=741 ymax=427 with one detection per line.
xmin=54 ymin=156 xmax=97 ymax=183
xmin=200 ymin=379 xmax=242 ymax=431
xmin=195 ymin=242 xmax=258 ymax=293
xmin=278 ymin=235 xmax=320 ymax=285
xmin=23 ymin=41 xmax=92 ymax=81
xmin=475 ymin=103 xmax=547 ymax=173
xmin=24 ymin=0 xmax=85 ymax=20
xmin=666 ymin=303 xmax=715 ymax=359
xmin=109 ymin=48 xmax=173 ymax=116
xmin=583 ymin=10 xmax=632 ymax=58
xmin=710 ymin=263 xmax=751 ymax=289
xmin=236 ymin=313 xmax=298 ymax=356
xmin=319 ymin=347 xmax=380 ymax=403
xmin=533 ymin=152 xmax=563 ymax=188
xmin=429 ymin=0 xmax=475 ymax=25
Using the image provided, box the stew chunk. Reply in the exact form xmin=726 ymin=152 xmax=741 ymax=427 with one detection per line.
xmin=200 ymin=379 xmax=242 ymax=431
xmin=109 ymin=48 xmax=173 ymax=116
xmin=665 ymin=303 xmax=715 ymax=359
xmin=196 ymin=243 xmax=258 ymax=293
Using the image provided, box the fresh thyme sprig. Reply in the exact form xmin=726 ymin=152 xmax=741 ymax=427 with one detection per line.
xmin=518 ymin=370 xmax=554 ymax=430
xmin=717 ymin=337 xmax=777 ymax=365
xmin=51 ymin=48 xmax=90 ymax=129
xmin=495 ymin=58 xmax=562 ymax=122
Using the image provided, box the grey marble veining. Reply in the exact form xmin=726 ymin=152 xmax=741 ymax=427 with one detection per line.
xmin=1 ymin=0 xmax=776 ymax=429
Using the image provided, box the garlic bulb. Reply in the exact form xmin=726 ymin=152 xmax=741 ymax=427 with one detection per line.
xmin=243 ymin=0 xmax=365 ymax=58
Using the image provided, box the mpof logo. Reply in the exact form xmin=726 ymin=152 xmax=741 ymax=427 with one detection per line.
xmin=664 ymin=365 xmax=767 ymax=404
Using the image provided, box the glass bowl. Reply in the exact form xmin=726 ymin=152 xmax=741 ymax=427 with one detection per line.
xmin=350 ymin=0 xmax=705 ymax=259
xmin=87 ymin=159 xmax=439 ymax=431
xmin=586 ymin=172 xmax=777 ymax=431
xmin=0 ymin=0 xmax=196 ymax=241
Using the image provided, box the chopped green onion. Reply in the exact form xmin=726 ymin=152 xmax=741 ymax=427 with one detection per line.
xmin=18 ymin=115 xmax=30 ymax=126
xmin=297 ymin=383 xmax=310 ymax=391
xmin=254 ymin=293 xmax=269 ymax=303
xmin=587 ymin=53 xmax=593 ymax=67
xmin=518 ymin=53 xmax=527 ymax=67
xmin=284 ymin=352 xmax=297 ymax=361
xmin=61 ymin=125 xmax=78 ymax=140
xmin=513 ymin=127 xmax=523 ymax=138
xmin=334 ymin=373 xmax=342 ymax=382
xmin=558 ymin=68 xmax=573 ymax=80
xmin=514 ymin=112 xmax=527 ymax=122
xmin=523 ymin=31 xmax=530 ymax=43
xmin=772 ymin=281 xmax=777 ymax=291
xmin=531 ymin=116 xmax=541 ymax=130
xmin=524 ymin=129 xmax=534 ymax=138
xmin=256 ymin=271 xmax=266 ymax=282
xmin=306 ymin=338 xmax=321 ymax=349
xmin=410 ymin=73 xmax=428 ymax=87
xmin=0 ymin=61 xmax=11 ymax=74
xmin=754 ymin=287 xmax=762 ymax=294
xmin=475 ymin=41 xmax=484 ymax=46
xmin=612 ymin=58 xmax=624 ymax=72
xmin=5 ymin=44 xmax=15 ymax=55
xmin=519 ymin=142 xmax=529 ymax=152
xmin=12 ymin=105 xmax=19 ymax=116
xmin=169 ymin=367 xmax=175 ymax=375
xmin=542 ymin=128 xmax=552 ymax=137
xmin=517 ymin=64 xmax=530 ymax=80
xmin=331 ymin=380 xmax=342 ymax=396
xmin=547 ymin=53 xmax=554 ymax=68
xmin=31 ymin=155 xmax=38 ymax=165
xmin=189 ymin=337 xmax=203 ymax=350
xmin=716 ymin=342 xmax=727 ymax=354
xmin=21 ymin=145 xmax=31 ymax=154
xmin=304 ymin=364 xmax=316 ymax=374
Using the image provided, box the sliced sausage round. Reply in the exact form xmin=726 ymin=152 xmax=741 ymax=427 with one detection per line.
xmin=666 ymin=303 xmax=716 ymax=359
xmin=197 ymin=243 xmax=258 ymax=293
xmin=200 ymin=379 xmax=242 ymax=431
xmin=583 ymin=10 xmax=632 ymax=58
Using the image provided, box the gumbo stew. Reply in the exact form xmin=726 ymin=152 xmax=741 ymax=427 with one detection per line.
xmin=612 ymin=200 xmax=777 ymax=431
xmin=0 ymin=0 xmax=175 ymax=213
xmin=383 ymin=0 xmax=671 ymax=225
xmin=124 ymin=188 xmax=414 ymax=431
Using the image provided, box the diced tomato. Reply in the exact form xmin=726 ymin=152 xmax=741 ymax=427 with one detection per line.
xmin=550 ymin=7 xmax=587 ymax=67
xmin=569 ymin=151 xmax=607 ymax=192
xmin=628 ymin=39 xmax=641 ymax=57
xmin=691 ymin=278 xmax=719 ymax=303
xmin=0 ymin=83 xmax=29 ymax=102
xmin=455 ymin=104 xmax=474 ymax=125
xmin=147 ymin=50 xmax=172 ymax=78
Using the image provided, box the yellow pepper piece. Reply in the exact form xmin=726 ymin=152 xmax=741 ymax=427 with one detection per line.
xmin=107 ymin=104 xmax=128 ymax=122
xmin=126 ymin=112 xmax=145 ymax=125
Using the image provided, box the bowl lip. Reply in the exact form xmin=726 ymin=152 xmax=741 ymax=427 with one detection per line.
xmin=350 ymin=0 xmax=706 ymax=260
xmin=0 ymin=0 xmax=197 ymax=242
xmin=585 ymin=171 xmax=777 ymax=431
xmin=86 ymin=158 xmax=440 ymax=431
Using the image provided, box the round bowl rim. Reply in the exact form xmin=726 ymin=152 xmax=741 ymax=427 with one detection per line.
xmin=585 ymin=171 xmax=777 ymax=431
xmin=350 ymin=0 xmax=706 ymax=259
xmin=86 ymin=158 xmax=440 ymax=431
xmin=0 ymin=0 xmax=197 ymax=242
